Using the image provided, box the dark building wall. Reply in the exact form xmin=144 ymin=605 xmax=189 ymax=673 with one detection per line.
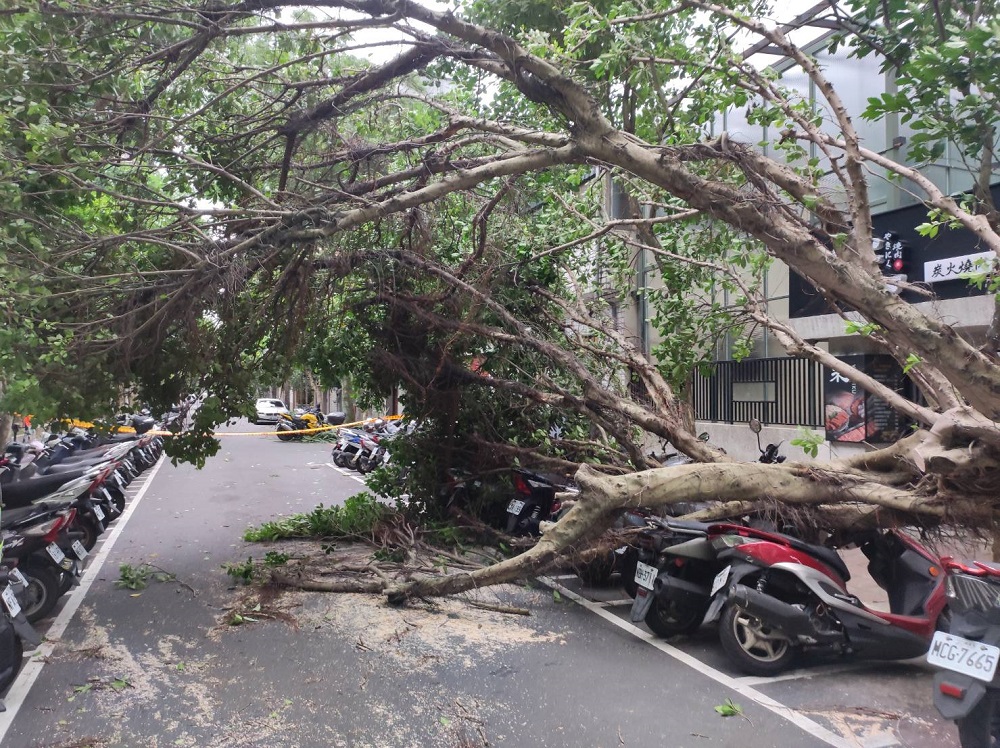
xmin=790 ymin=185 xmax=999 ymax=318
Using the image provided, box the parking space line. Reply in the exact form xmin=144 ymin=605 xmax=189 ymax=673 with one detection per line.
xmin=593 ymin=598 xmax=633 ymax=608
xmin=540 ymin=577 xmax=877 ymax=748
xmin=734 ymin=662 xmax=873 ymax=687
xmin=324 ymin=463 xmax=367 ymax=485
xmin=0 ymin=456 xmax=166 ymax=744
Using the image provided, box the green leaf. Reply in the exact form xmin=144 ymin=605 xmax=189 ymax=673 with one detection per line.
xmin=714 ymin=698 xmax=743 ymax=717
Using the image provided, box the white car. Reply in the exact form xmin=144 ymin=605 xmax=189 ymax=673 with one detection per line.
xmin=254 ymin=398 xmax=288 ymax=424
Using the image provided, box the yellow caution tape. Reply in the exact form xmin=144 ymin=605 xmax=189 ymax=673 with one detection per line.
xmin=148 ymin=414 xmax=402 ymax=438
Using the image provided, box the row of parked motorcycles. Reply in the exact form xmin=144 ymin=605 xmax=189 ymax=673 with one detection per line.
xmin=330 ymin=418 xmax=403 ymax=473
xmin=0 ymin=428 xmax=164 ymax=701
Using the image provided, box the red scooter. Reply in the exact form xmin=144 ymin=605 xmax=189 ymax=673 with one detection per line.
xmin=707 ymin=525 xmax=948 ymax=676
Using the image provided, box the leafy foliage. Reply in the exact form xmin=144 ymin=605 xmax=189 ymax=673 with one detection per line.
xmin=243 ymin=494 xmax=388 ymax=542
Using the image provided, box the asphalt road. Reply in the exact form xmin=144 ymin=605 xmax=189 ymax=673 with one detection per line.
xmin=0 ymin=421 xmax=961 ymax=747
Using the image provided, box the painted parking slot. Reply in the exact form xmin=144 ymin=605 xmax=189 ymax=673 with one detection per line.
xmin=0 ymin=456 xmax=167 ymax=744
xmin=540 ymin=576 xmax=889 ymax=748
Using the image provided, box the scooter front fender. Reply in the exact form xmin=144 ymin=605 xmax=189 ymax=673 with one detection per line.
xmin=630 ymin=587 xmax=655 ymax=623
xmin=506 ymin=504 xmax=535 ymax=534
xmin=10 ymin=611 xmax=41 ymax=648
xmin=933 ymin=670 xmax=988 ymax=720
xmin=703 ymin=562 xmax=759 ymax=625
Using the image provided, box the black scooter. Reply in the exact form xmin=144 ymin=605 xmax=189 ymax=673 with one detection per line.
xmin=930 ymin=557 xmax=1000 ymax=747
xmin=504 ymin=468 xmax=577 ymax=535
xmin=629 ymin=419 xmax=786 ymax=637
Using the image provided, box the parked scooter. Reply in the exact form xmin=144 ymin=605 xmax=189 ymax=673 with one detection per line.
xmin=713 ymin=525 xmax=947 ymax=675
xmin=629 ymin=419 xmax=786 ymax=633
xmin=929 ymin=557 xmax=1000 ymax=747
xmin=0 ymin=565 xmax=43 ymax=697
xmin=505 ymin=468 xmax=577 ymax=536
xmin=1 ymin=505 xmax=85 ymax=622
xmin=331 ymin=428 xmax=364 ymax=467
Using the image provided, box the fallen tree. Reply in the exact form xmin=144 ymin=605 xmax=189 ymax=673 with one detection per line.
xmin=2 ymin=1 xmax=1000 ymax=600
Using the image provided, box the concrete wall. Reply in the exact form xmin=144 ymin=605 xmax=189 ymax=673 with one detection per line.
xmin=693 ymin=420 xmax=870 ymax=463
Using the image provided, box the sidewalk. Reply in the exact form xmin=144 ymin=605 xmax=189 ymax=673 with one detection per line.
xmin=844 ymin=532 xmax=991 ymax=611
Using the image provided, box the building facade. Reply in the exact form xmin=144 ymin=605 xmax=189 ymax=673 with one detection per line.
xmin=619 ymin=5 xmax=996 ymax=461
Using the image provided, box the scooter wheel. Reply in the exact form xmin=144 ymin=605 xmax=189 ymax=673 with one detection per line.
xmin=276 ymin=428 xmax=294 ymax=442
xmin=644 ymin=592 xmax=707 ymax=638
xmin=107 ymin=487 xmax=126 ymax=515
xmin=0 ymin=623 xmax=24 ymax=694
xmin=333 ymin=452 xmax=348 ymax=468
xmin=20 ymin=561 xmax=63 ymax=624
xmin=58 ymin=569 xmax=77 ymax=595
xmin=718 ymin=600 xmax=796 ymax=676
xmin=74 ymin=516 xmax=101 ymax=552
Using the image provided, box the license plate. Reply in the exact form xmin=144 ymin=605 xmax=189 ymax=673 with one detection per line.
xmin=507 ymin=499 xmax=525 ymax=515
xmin=928 ymin=631 xmax=1000 ymax=682
xmin=93 ymin=505 xmax=105 ymax=521
xmin=710 ymin=565 xmax=731 ymax=597
xmin=114 ymin=473 xmax=125 ymax=489
xmin=1 ymin=585 xmax=20 ymax=618
xmin=634 ymin=561 xmax=658 ymax=590
xmin=46 ymin=543 xmax=67 ymax=565
xmin=72 ymin=540 xmax=88 ymax=560
xmin=8 ymin=568 xmax=27 ymax=587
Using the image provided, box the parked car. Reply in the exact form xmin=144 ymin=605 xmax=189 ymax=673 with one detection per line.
xmin=253 ymin=399 xmax=288 ymax=424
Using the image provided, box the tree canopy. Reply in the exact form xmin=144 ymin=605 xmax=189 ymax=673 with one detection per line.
xmin=2 ymin=0 xmax=1000 ymax=593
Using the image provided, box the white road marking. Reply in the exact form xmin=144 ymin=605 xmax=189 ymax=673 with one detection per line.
xmin=593 ymin=598 xmax=634 ymax=608
xmin=0 ymin=455 xmax=166 ymax=741
xmin=734 ymin=662 xmax=875 ymax=686
xmin=324 ymin=462 xmax=367 ymax=485
xmin=540 ymin=577 xmax=891 ymax=748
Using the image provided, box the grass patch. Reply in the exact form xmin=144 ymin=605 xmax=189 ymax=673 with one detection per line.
xmin=243 ymin=493 xmax=387 ymax=542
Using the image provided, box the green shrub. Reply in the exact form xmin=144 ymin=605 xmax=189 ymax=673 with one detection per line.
xmin=243 ymin=493 xmax=387 ymax=542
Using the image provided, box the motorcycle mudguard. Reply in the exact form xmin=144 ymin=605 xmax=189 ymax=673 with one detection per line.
xmin=703 ymin=562 xmax=758 ymax=625
xmin=933 ymin=670 xmax=987 ymax=720
xmin=10 ymin=612 xmax=42 ymax=648
xmin=631 ymin=587 xmax=655 ymax=623
xmin=506 ymin=508 xmax=524 ymax=534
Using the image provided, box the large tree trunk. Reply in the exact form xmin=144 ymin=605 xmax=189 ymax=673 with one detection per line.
xmin=384 ymin=456 xmax=959 ymax=603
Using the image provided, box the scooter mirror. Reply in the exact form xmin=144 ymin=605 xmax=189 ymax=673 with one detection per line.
xmin=697 ymin=432 xmax=710 ymax=442
xmin=749 ymin=418 xmax=762 ymax=434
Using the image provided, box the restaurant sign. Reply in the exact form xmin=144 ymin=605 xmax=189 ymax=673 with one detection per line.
xmin=924 ymin=251 xmax=994 ymax=283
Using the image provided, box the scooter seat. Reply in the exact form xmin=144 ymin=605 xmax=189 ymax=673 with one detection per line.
xmin=786 ymin=537 xmax=851 ymax=582
xmin=0 ymin=505 xmax=53 ymax=528
xmin=41 ymin=456 xmax=110 ymax=473
xmin=0 ymin=471 xmax=88 ymax=507
xmin=663 ymin=518 xmax=714 ymax=533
